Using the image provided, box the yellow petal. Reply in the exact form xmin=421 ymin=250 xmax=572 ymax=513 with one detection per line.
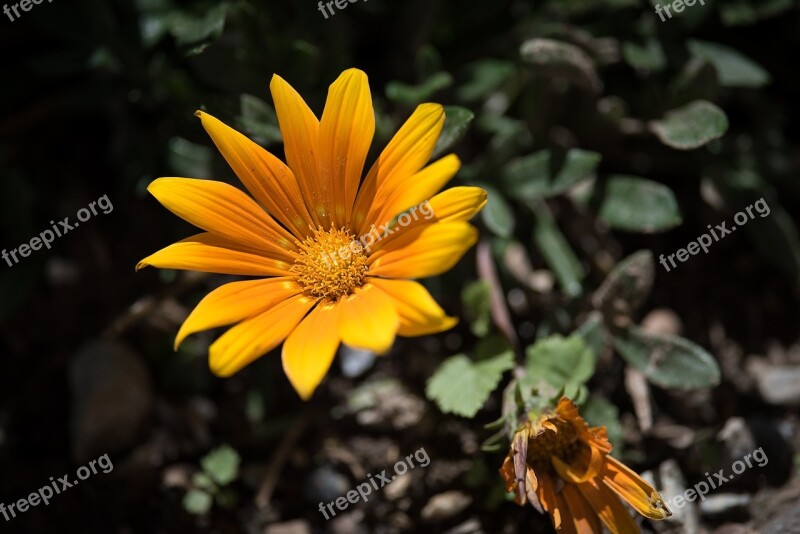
xmin=137 ymin=233 xmax=292 ymax=276
xmin=372 ymin=154 xmax=460 ymax=230
xmin=368 ymin=278 xmax=456 ymax=336
xmin=577 ymin=480 xmax=640 ymax=534
xmin=270 ymin=74 xmax=329 ymax=228
xmin=319 ymin=68 xmax=374 ymax=226
xmin=209 ymin=294 xmax=315 ymax=377
xmin=175 ymin=277 xmax=300 ymax=349
xmin=602 ymin=456 xmax=672 ymax=520
xmin=429 ymin=186 xmax=488 ymax=222
xmin=147 ymin=178 xmax=296 ymax=261
xmin=365 ymin=186 xmax=487 ymax=257
xmin=352 ymin=103 xmax=445 ymax=234
xmin=282 ymin=301 xmax=342 ymax=400
xmin=368 ymin=222 xmax=478 ymax=279
xmin=337 ymin=283 xmax=398 ymax=353
xmin=195 ymin=111 xmax=313 ymax=237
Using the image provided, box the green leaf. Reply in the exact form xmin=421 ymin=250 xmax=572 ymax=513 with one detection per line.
xmin=622 ymin=39 xmax=666 ymax=72
xmin=479 ymin=183 xmax=515 ymax=238
xmin=503 ymin=149 xmax=599 ymax=200
xmin=613 ymin=326 xmax=721 ymax=389
xmin=687 ymin=40 xmax=771 ymax=88
xmin=168 ymin=137 xmax=213 ymax=179
xmin=531 ymin=204 xmax=584 ymax=297
xmin=597 ymin=176 xmax=682 ymax=233
xmin=386 ymin=72 xmax=453 ymax=105
xmin=524 ymin=335 xmax=595 ymax=391
xmin=167 ymin=3 xmax=229 ymax=55
xmin=426 ymin=353 xmax=515 ymax=417
xmin=456 ymin=59 xmax=516 ymax=101
xmin=183 ymin=489 xmax=213 ymax=515
xmin=462 ymin=280 xmax=492 ymax=337
xmin=552 ymin=149 xmax=602 ymax=193
xmin=238 ymin=94 xmax=282 ymax=145
xmin=520 ymin=38 xmax=602 ymax=92
xmin=575 ymin=312 xmax=606 ymax=360
xmin=201 ymin=445 xmax=240 ymax=486
xmin=432 ymin=106 xmax=474 ymax=158
xmin=650 ymin=100 xmax=729 ymax=150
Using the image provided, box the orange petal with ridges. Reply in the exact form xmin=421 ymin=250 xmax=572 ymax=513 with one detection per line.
xmin=195 ymin=111 xmax=313 ymax=237
xmin=337 ymin=283 xmax=398 ymax=353
xmin=270 ymin=74 xmax=329 ymax=228
xmin=136 ymin=233 xmax=292 ymax=276
xmin=368 ymin=222 xmax=478 ymax=279
xmin=147 ymin=178 xmax=296 ymax=260
xmin=175 ymin=277 xmax=300 ymax=349
xmin=352 ymin=103 xmax=444 ymax=234
xmin=367 ymin=278 xmax=456 ymax=336
xmin=319 ymin=68 xmax=374 ymax=226
xmin=209 ymin=294 xmax=315 ymax=377
xmin=282 ymin=301 xmax=342 ymax=400
xmin=602 ymin=455 xmax=672 ymax=520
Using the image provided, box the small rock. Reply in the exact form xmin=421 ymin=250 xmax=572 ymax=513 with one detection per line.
xmin=304 ymin=465 xmax=350 ymax=504
xmin=713 ymin=525 xmax=758 ymax=534
xmin=699 ymin=494 xmax=751 ymax=518
xmin=421 ymin=491 xmax=472 ymax=523
xmin=329 ymin=510 xmax=368 ymax=534
xmin=641 ymin=309 xmax=683 ymax=336
xmin=69 ymin=340 xmax=153 ymax=463
xmin=754 ymin=365 xmax=800 ymax=405
xmin=653 ymin=459 xmax=700 ymax=534
xmin=340 ymin=346 xmax=375 ymax=378
xmin=718 ymin=418 xmax=757 ymax=463
xmin=384 ymin=471 xmax=411 ymax=501
xmin=762 ymin=503 xmax=800 ymax=534
xmin=444 ymin=518 xmax=483 ymax=534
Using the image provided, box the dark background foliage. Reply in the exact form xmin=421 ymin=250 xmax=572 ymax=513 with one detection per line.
xmin=1 ymin=0 xmax=799 ymax=532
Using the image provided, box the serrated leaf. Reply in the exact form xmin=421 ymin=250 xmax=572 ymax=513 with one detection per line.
xmin=650 ymin=100 xmax=729 ymax=150
xmin=167 ymin=3 xmax=229 ymax=55
xmin=183 ymin=489 xmax=213 ymax=515
xmin=598 ymin=176 xmax=682 ymax=233
xmin=201 ymin=445 xmax=240 ymax=486
xmin=503 ymin=149 xmax=599 ymax=200
xmin=433 ymin=106 xmax=474 ymax=158
xmin=613 ymin=326 xmax=721 ymax=389
xmin=168 ymin=137 xmax=213 ymax=179
xmin=426 ymin=353 xmax=515 ymax=417
xmin=687 ymin=40 xmax=770 ymax=88
xmin=520 ymin=38 xmax=602 ymax=92
xmin=523 ymin=335 xmax=596 ymax=393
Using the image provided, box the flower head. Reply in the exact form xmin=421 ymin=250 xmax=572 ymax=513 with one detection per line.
xmin=500 ymin=397 xmax=671 ymax=533
xmin=137 ymin=68 xmax=486 ymax=399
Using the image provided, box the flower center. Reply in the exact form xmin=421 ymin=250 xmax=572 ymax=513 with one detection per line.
xmin=527 ymin=418 xmax=580 ymax=464
xmin=291 ymin=227 xmax=368 ymax=301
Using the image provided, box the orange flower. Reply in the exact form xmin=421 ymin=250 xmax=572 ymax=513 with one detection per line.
xmin=137 ymin=68 xmax=486 ymax=399
xmin=500 ymin=397 xmax=671 ymax=533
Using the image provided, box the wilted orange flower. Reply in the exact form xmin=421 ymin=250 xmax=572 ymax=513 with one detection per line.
xmin=137 ymin=68 xmax=486 ymax=400
xmin=500 ymin=397 xmax=670 ymax=533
